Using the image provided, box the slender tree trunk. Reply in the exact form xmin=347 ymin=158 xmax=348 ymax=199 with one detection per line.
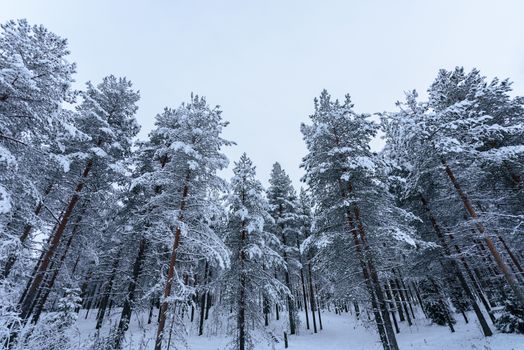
xmin=18 ymin=158 xmax=94 ymax=322
xmin=420 ymin=195 xmax=493 ymax=335
xmin=31 ymin=225 xmax=78 ymax=325
xmin=393 ymin=276 xmax=412 ymax=326
xmin=296 ymin=233 xmax=309 ymax=329
xmin=205 ymin=290 xmax=212 ymax=320
xmin=298 ymin=258 xmax=310 ymax=330
xmin=337 ymin=178 xmax=391 ymax=349
xmin=498 ymin=234 xmax=524 ymax=277
xmin=317 ymin=292 xmax=323 ymax=330
xmin=396 ymin=272 xmax=416 ymax=319
xmin=347 ymin=213 xmax=389 ymax=349
xmin=353 ymin=302 xmax=360 ymax=319
xmin=155 ymin=173 xmax=190 ymax=350
xmin=198 ymin=262 xmax=209 ymax=336
xmin=441 ymin=159 xmax=524 ymax=307
xmin=280 ymin=230 xmax=296 ymax=335
xmin=95 ymin=253 xmax=120 ymax=329
xmin=354 ymin=206 xmax=399 ymax=350
xmin=307 ymin=261 xmax=318 ymax=334
xmin=384 ymin=283 xmax=400 ymax=334
xmin=390 ymin=278 xmax=405 ymax=322
xmin=114 ymin=238 xmax=147 ymax=349
xmin=2 ymin=183 xmax=53 ymax=279
xmin=237 ymin=216 xmax=248 ymax=350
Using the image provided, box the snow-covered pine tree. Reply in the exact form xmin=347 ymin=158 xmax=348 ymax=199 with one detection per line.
xmin=220 ymin=154 xmax=288 ymax=350
xmin=266 ymin=162 xmax=300 ymax=335
xmin=16 ymin=288 xmax=82 ymax=350
xmin=301 ymin=90 xmax=418 ymax=350
xmin=0 ymin=19 xmax=77 ymax=282
xmin=381 ymin=89 xmax=495 ymax=336
xmin=146 ymin=95 xmax=232 ymax=350
xmin=14 ymin=75 xmax=140 ymax=332
xmin=382 ymin=67 xmax=524 ymax=332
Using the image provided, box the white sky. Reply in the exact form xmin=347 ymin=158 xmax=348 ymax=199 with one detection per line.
xmin=3 ymin=0 xmax=524 ymax=187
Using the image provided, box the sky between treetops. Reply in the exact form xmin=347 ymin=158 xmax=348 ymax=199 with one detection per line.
xmin=3 ymin=0 xmax=524 ymax=187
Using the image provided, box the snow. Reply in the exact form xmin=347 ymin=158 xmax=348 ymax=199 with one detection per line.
xmin=0 ymin=185 xmax=12 ymax=214
xmin=71 ymin=308 xmax=524 ymax=349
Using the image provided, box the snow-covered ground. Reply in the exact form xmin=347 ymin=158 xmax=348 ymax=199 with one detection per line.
xmin=71 ymin=307 xmax=524 ymax=350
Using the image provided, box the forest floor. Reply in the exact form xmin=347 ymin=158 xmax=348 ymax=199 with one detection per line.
xmin=72 ymin=307 xmax=524 ymax=350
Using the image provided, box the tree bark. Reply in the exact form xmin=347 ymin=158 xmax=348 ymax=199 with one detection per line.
xmin=155 ymin=169 xmax=190 ymax=350
xmin=420 ymin=195 xmax=493 ymax=335
xmin=441 ymin=159 xmax=524 ymax=307
xmin=2 ymin=183 xmax=53 ymax=279
xmin=18 ymin=158 xmax=94 ymax=322
xmin=95 ymin=253 xmax=120 ymax=329
xmin=114 ymin=238 xmax=147 ymax=349
xmin=307 ymin=261 xmax=318 ymax=334
xmin=353 ymin=206 xmax=399 ymax=350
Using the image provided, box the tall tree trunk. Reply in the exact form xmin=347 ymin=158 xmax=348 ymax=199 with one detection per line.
xmin=296 ymin=238 xmax=310 ymax=330
xmin=441 ymin=159 xmax=524 ymax=307
xmin=18 ymin=158 xmax=94 ymax=322
xmin=390 ymin=278 xmax=405 ymax=322
xmin=384 ymin=282 xmax=400 ymax=334
xmin=316 ymin=291 xmax=323 ymax=330
xmin=155 ymin=170 xmax=190 ymax=350
xmin=280 ymin=230 xmax=296 ymax=335
xmin=307 ymin=261 xmax=318 ymax=334
xmin=353 ymin=206 xmax=399 ymax=350
xmin=345 ymin=210 xmax=389 ymax=348
xmin=393 ymin=276 xmax=412 ymax=326
xmin=31 ymin=222 xmax=78 ymax=325
xmin=237 ymin=216 xmax=248 ymax=350
xmin=114 ymin=238 xmax=147 ymax=349
xmin=198 ymin=261 xmax=209 ymax=336
xmin=95 ymin=252 xmax=121 ymax=329
xmin=338 ymin=179 xmax=391 ymax=349
xmin=420 ymin=195 xmax=493 ymax=336
xmin=2 ymin=183 xmax=53 ymax=279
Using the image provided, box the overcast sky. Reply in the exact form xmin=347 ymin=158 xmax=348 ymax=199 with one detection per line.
xmin=3 ymin=0 xmax=524 ymax=186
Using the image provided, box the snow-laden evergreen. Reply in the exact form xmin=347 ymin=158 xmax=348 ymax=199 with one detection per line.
xmin=219 ymin=154 xmax=288 ymax=350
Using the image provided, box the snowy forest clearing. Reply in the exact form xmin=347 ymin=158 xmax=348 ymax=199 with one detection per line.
xmin=72 ymin=309 xmax=522 ymax=350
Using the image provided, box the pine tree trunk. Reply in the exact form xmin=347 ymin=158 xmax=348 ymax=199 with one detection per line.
xmin=237 ymin=218 xmax=248 ymax=350
xmin=497 ymin=234 xmax=524 ymax=277
xmin=420 ymin=195 xmax=493 ymax=336
xmin=155 ymin=173 xmax=190 ymax=350
xmin=393 ymin=276 xmax=412 ymax=326
xmin=347 ymin=212 xmax=389 ymax=349
xmin=396 ymin=271 xmax=416 ymax=320
xmin=114 ymin=238 xmax=147 ymax=349
xmin=384 ymin=283 xmax=400 ymax=334
xmin=95 ymin=253 xmax=120 ymax=329
xmin=31 ymin=224 xmax=78 ymax=325
xmin=205 ymin=291 xmax=212 ymax=320
xmin=307 ymin=261 xmax=318 ymax=334
xmin=1 ymin=183 xmax=53 ymax=279
xmin=390 ymin=278 xmax=405 ymax=322
xmin=280 ymin=231 xmax=296 ymax=335
xmin=298 ymin=258 xmax=310 ymax=330
xmin=31 ymin=208 xmax=85 ymax=324
xmin=17 ymin=158 xmax=94 ymax=322
xmin=198 ymin=261 xmax=209 ymax=336
xmin=353 ymin=206 xmax=399 ymax=350
xmin=441 ymin=159 xmax=524 ymax=307
xmin=317 ymin=292 xmax=323 ymax=330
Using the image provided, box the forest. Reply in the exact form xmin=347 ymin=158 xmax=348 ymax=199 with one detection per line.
xmin=0 ymin=19 xmax=523 ymax=350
